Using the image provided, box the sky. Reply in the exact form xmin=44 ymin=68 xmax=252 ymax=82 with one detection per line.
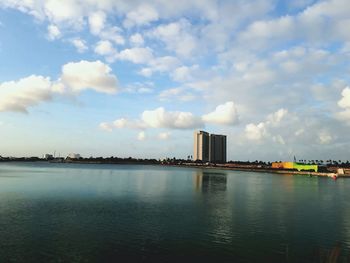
xmin=0 ymin=0 xmax=350 ymax=161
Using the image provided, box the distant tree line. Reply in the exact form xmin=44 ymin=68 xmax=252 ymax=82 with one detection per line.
xmin=1 ymin=155 xmax=350 ymax=168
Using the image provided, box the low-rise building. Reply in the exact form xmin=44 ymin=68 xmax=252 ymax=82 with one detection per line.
xmin=272 ymin=162 xmax=318 ymax=172
xmin=67 ymin=153 xmax=81 ymax=159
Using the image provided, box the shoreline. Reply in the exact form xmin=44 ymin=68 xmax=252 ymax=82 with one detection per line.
xmin=1 ymin=160 xmax=349 ymax=178
xmin=171 ymin=164 xmax=346 ymax=177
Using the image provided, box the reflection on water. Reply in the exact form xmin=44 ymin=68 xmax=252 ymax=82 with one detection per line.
xmin=193 ymin=170 xmax=227 ymax=192
xmin=0 ymin=163 xmax=349 ymax=262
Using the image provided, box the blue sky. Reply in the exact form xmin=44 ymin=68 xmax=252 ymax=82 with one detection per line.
xmin=1 ymin=0 xmax=350 ymax=161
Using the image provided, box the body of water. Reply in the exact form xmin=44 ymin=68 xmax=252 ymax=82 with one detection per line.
xmin=0 ymin=162 xmax=349 ymax=262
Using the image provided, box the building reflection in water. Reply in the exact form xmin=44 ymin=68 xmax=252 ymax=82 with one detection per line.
xmin=193 ymin=170 xmax=227 ymax=193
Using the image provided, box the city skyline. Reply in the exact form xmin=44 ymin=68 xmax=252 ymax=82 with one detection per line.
xmin=1 ymin=0 xmax=350 ymax=160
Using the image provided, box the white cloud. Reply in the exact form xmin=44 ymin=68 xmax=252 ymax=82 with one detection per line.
xmin=47 ymin=24 xmax=61 ymax=40
xmin=88 ymin=11 xmax=106 ymax=35
xmin=171 ymin=65 xmax=198 ymax=82
xmin=88 ymin=11 xmax=125 ymax=45
xmin=98 ymin=26 xmax=125 ymax=45
xmin=139 ymin=68 xmax=153 ymax=77
xmin=267 ymin=108 xmax=288 ymax=125
xmin=117 ymin=47 xmax=153 ymax=64
xmin=99 ymin=101 xmax=242 ymax=132
xmin=336 ymin=87 xmax=350 ymax=123
xmin=141 ymin=107 xmax=203 ymax=129
xmin=130 ymin=33 xmax=144 ymax=46
xmin=100 ymin=118 xmax=146 ymax=130
xmin=123 ymin=4 xmax=159 ymax=28
xmin=61 ymin=60 xmax=118 ymax=94
xmin=0 ymin=75 xmax=53 ymax=113
xmin=94 ymin=40 xmax=116 ymax=56
xmin=0 ymin=60 xmax=119 ymax=113
xmin=245 ymin=122 xmax=267 ymax=141
xmin=140 ymin=56 xmax=180 ymax=77
xmin=158 ymin=87 xmax=195 ymax=102
xmin=239 ymin=15 xmax=295 ymax=46
xmin=137 ymin=131 xmax=146 ymax=141
xmin=202 ymin=101 xmax=239 ymax=125
xmin=70 ymin=38 xmax=88 ymax=53
xmin=99 ymin=122 xmax=113 ymax=132
xmin=43 ymin=0 xmax=83 ymax=26
xmin=338 ymin=87 xmax=350 ymax=109
xmin=148 ymin=19 xmax=197 ymax=57
xmin=245 ymin=108 xmax=288 ymax=141
xmin=123 ymin=82 xmax=154 ymax=94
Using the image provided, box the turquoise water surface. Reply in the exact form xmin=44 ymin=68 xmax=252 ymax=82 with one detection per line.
xmin=0 ymin=162 xmax=349 ymax=262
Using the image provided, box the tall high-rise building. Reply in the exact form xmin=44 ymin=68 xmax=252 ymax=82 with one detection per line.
xmin=209 ymin=134 xmax=227 ymax=163
xmin=194 ymin=130 xmax=210 ymax=162
xmin=194 ymin=131 xmax=227 ymax=163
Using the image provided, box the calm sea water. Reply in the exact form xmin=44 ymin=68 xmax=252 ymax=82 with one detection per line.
xmin=0 ymin=162 xmax=349 ymax=262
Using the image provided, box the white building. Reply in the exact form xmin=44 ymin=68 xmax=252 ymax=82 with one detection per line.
xmin=67 ymin=153 xmax=81 ymax=159
xmin=194 ymin=130 xmax=210 ymax=162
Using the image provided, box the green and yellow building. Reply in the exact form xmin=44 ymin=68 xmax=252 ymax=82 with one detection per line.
xmin=271 ymin=162 xmax=318 ymax=172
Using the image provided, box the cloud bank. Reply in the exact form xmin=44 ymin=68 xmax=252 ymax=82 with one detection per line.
xmin=0 ymin=60 xmax=119 ymax=113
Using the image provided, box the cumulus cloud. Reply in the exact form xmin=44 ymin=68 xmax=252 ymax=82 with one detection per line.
xmin=130 ymin=33 xmax=144 ymax=46
xmin=267 ymin=108 xmax=288 ymax=125
xmin=117 ymin=47 xmax=153 ymax=64
xmin=94 ymin=40 xmax=117 ymax=56
xmin=61 ymin=60 xmax=118 ymax=94
xmin=245 ymin=108 xmax=288 ymax=141
xmin=336 ymin=87 xmax=350 ymax=123
xmin=171 ymin=65 xmax=198 ymax=82
xmin=338 ymin=87 xmax=350 ymax=109
xmin=89 ymin=11 xmax=106 ymax=35
xmin=99 ymin=122 xmax=113 ymax=132
xmin=47 ymin=24 xmax=61 ymax=40
xmin=0 ymin=75 xmax=53 ymax=113
xmin=245 ymin=122 xmax=267 ymax=141
xmin=158 ymin=87 xmax=195 ymax=102
xmin=70 ymin=38 xmax=88 ymax=53
xmin=88 ymin=11 xmax=125 ymax=45
xmin=123 ymin=4 xmax=159 ymax=28
xmin=99 ymin=101 xmax=240 ymax=132
xmin=139 ymin=56 xmax=180 ymax=77
xmin=123 ymin=82 xmax=154 ymax=94
xmin=0 ymin=60 xmax=119 ymax=113
xmin=202 ymin=102 xmax=239 ymax=125
xmin=141 ymin=107 xmax=202 ymax=129
xmin=99 ymin=118 xmax=146 ymax=131
xmin=148 ymin=19 xmax=197 ymax=57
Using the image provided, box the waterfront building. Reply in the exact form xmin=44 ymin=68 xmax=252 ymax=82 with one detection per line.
xmin=67 ymin=153 xmax=81 ymax=159
xmin=209 ymin=134 xmax=227 ymax=163
xmin=194 ymin=130 xmax=210 ymax=162
xmin=44 ymin=154 xmax=53 ymax=160
xmin=194 ymin=131 xmax=227 ymax=163
xmin=271 ymin=162 xmax=318 ymax=172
